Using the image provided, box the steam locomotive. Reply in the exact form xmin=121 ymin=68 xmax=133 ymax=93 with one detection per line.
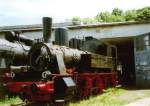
xmin=1 ymin=17 xmax=118 ymax=104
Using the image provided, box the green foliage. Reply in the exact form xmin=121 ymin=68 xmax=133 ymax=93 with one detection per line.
xmin=110 ymin=15 xmax=125 ymax=22
xmin=124 ymin=10 xmax=137 ymax=21
xmin=95 ymin=11 xmax=125 ymax=22
xmin=0 ymin=97 xmax=22 ymax=106
xmin=112 ymin=8 xmax=123 ymax=16
xmin=95 ymin=8 xmax=125 ymax=22
xmin=72 ymin=16 xmax=81 ymax=25
xmin=95 ymin=11 xmax=112 ymax=22
xmin=82 ymin=18 xmax=97 ymax=24
xmin=136 ymin=7 xmax=150 ymax=21
xmin=71 ymin=7 xmax=150 ymax=24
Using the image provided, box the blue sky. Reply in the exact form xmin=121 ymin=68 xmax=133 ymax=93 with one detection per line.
xmin=0 ymin=0 xmax=150 ymax=26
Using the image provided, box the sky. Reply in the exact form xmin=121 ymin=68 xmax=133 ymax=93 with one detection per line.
xmin=0 ymin=0 xmax=150 ymax=26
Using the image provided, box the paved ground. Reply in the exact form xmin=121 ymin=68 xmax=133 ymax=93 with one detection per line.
xmin=125 ymin=97 xmax=150 ymax=106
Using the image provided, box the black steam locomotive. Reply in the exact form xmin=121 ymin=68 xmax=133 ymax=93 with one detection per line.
xmin=1 ymin=17 xmax=118 ymax=104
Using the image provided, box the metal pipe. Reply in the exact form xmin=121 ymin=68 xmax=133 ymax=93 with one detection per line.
xmin=43 ymin=17 xmax=52 ymax=43
xmin=5 ymin=31 xmax=34 ymax=46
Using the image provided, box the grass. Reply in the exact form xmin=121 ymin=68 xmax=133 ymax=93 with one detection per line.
xmin=68 ymin=87 xmax=150 ymax=106
xmin=68 ymin=87 xmax=127 ymax=106
xmin=0 ymin=97 xmax=22 ymax=106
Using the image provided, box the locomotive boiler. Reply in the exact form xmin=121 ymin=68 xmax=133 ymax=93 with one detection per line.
xmin=1 ymin=17 xmax=118 ymax=104
xmin=0 ymin=39 xmax=30 ymax=59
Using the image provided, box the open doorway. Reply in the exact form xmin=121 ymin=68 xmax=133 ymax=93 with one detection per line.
xmin=103 ymin=37 xmax=135 ymax=86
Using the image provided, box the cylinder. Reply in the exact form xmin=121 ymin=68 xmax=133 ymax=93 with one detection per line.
xmin=43 ymin=17 xmax=52 ymax=43
xmin=55 ymin=28 xmax=68 ymax=46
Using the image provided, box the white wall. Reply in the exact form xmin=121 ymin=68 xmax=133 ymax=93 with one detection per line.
xmin=68 ymin=23 xmax=150 ymax=40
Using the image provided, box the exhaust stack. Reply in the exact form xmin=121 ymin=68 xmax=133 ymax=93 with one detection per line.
xmin=43 ymin=17 xmax=52 ymax=43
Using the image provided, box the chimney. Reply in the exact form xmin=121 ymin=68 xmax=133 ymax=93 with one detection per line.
xmin=43 ymin=17 xmax=52 ymax=43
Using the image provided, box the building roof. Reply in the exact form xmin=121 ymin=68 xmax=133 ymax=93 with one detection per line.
xmin=0 ymin=21 xmax=150 ymax=32
xmin=69 ymin=21 xmax=150 ymax=29
xmin=0 ymin=22 xmax=73 ymax=32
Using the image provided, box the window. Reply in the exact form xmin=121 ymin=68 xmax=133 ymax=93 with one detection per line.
xmin=135 ymin=33 xmax=150 ymax=51
xmin=144 ymin=35 xmax=150 ymax=50
xmin=136 ymin=36 xmax=145 ymax=51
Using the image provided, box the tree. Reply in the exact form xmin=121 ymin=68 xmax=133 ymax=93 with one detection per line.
xmin=136 ymin=7 xmax=150 ymax=21
xmin=124 ymin=10 xmax=137 ymax=21
xmin=110 ymin=15 xmax=125 ymax=22
xmin=95 ymin=11 xmax=112 ymax=22
xmin=95 ymin=11 xmax=125 ymax=22
xmin=71 ymin=7 xmax=150 ymax=24
xmin=82 ymin=18 xmax=97 ymax=24
xmin=112 ymin=8 xmax=123 ymax=16
xmin=72 ymin=16 xmax=81 ymax=25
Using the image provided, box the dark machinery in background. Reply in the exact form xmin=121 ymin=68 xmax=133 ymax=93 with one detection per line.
xmin=1 ymin=17 xmax=118 ymax=104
